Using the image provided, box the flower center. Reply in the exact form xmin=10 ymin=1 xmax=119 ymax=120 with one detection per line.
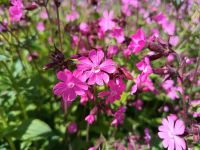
xmin=93 ymin=66 xmax=100 ymax=73
xmin=67 ymin=82 xmax=75 ymax=88
xmin=168 ymin=130 xmax=175 ymax=139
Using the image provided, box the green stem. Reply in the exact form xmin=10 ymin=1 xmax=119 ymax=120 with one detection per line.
xmin=56 ymin=6 xmax=63 ymax=50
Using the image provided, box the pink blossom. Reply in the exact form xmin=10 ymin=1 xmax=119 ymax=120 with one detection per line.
xmin=9 ymin=0 xmax=24 ymax=22
xmin=85 ymin=114 xmax=95 ymax=124
xmin=53 ymin=69 xmax=88 ymax=103
xmin=169 ymin=36 xmax=179 ymax=46
xmin=98 ymin=78 xmax=125 ymax=104
xmin=80 ymin=90 xmax=94 ymax=105
xmin=136 ymin=57 xmax=152 ymax=75
xmin=111 ymin=27 xmax=125 ymax=44
xmin=132 ymin=99 xmax=143 ymax=110
xmin=99 ymin=10 xmax=115 ymax=32
xmin=144 ymin=128 xmax=151 ymax=149
xmin=39 ymin=10 xmax=48 ymax=19
xmin=67 ymin=122 xmax=77 ymax=134
xmin=77 ymin=49 xmax=116 ymax=85
xmin=79 ymin=22 xmax=90 ymax=34
xmin=66 ymin=10 xmax=79 ymax=22
xmin=88 ymin=147 xmax=96 ymax=150
xmin=111 ymin=106 xmax=126 ymax=127
xmin=162 ymin=21 xmax=176 ymax=35
xmin=158 ymin=115 xmax=186 ymax=150
xmin=153 ymin=12 xmax=167 ymax=25
xmin=123 ymin=48 xmax=132 ymax=57
xmin=107 ymin=45 xmax=119 ymax=58
xmin=131 ymin=74 xmax=155 ymax=94
xmin=36 ymin=22 xmax=45 ymax=32
xmin=128 ymin=28 xmax=146 ymax=54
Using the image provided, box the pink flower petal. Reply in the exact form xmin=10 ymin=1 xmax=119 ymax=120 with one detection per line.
xmin=174 ymin=120 xmax=185 ymax=135
xmin=100 ymin=59 xmax=116 ymax=73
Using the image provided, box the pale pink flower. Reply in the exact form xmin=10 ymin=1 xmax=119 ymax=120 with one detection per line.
xmin=39 ymin=10 xmax=48 ymax=19
xmin=99 ymin=10 xmax=115 ymax=32
xmin=169 ymin=36 xmax=179 ymax=46
xmin=158 ymin=115 xmax=186 ymax=150
xmin=67 ymin=122 xmax=77 ymax=134
xmin=66 ymin=10 xmax=79 ymax=22
xmin=53 ymin=69 xmax=88 ymax=103
xmin=128 ymin=28 xmax=146 ymax=54
xmin=36 ymin=22 xmax=45 ymax=32
xmin=111 ymin=27 xmax=125 ymax=44
xmin=162 ymin=21 xmax=175 ymax=35
xmin=98 ymin=78 xmax=125 ymax=104
xmin=77 ymin=49 xmax=116 ymax=85
xmin=85 ymin=114 xmax=95 ymax=124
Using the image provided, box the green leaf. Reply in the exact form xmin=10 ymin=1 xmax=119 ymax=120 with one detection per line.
xmin=13 ymin=119 xmax=52 ymax=140
xmin=0 ymin=55 xmax=7 ymax=62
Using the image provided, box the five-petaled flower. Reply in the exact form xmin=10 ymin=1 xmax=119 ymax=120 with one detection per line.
xmin=158 ymin=115 xmax=186 ymax=150
xmin=77 ymin=49 xmax=116 ymax=86
xmin=9 ymin=0 xmax=24 ymax=22
xmin=53 ymin=69 xmax=88 ymax=103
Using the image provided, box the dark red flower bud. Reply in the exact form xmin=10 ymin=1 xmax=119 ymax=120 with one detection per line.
xmin=25 ymin=2 xmax=38 ymax=11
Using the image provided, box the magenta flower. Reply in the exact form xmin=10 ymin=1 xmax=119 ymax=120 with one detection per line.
xmin=111 ymin=106 xmax=126 ymax=127
xmin=9 ymin=0 xmax=24 ymax=22
xmin=132 ymin=99 xmax=143 ymax=110
xmin=98 ymin=78 xmax=125 ymax=104
xmin=53 ymin=69 xmax=88 ymax=103
xmin=111 ymin=27 xmax=125 ymax=44
xmin=67 ymin=122 xmax=77 ymax=134
xmin=136 ymin=57 xmax=152 ymax=76
xmin=153 ymin=12 xmax=167 ymax=25
xmin=99 ymin=10 xmax=115 ymax=32
xmin=107 ymin=45 xmax=119 ymax=58
xmin=79 ymin=22 xmax=90 ymax=34
xmin=131 ymin=74 xmax=155 ymax=94
xmin=77 ymin=49 xmax=116 ymax=85
xmin=85 ymin=114 xmax=95 ymax=124
xmin=128 ymin=28 xmax=146 ymax=54
xmin=144 ymin=128 xmax=151 ymax=149
xmin=158 ymin=115 xmax=186 ymax=150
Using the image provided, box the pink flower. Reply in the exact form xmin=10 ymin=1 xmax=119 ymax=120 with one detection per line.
xmin=136 ymin=57 xmax=152 ymax=75
xmin=39 ymin=10 xmax=48 ymax=19
xmin=79 ymin=22 xmax=90 ymax=34
xmin=9 ymin=0 xmax=24 ymax=22
xmin=85 ymin=114 xmax=95 ymax=124
xmin=162 ymin=21 xmax=176 ymax=35
xmin=128 ymin=28 xmax=146 ymax=54
xmin=107 ymin=45 xmax=119 ymax=58
xmin=53 ymin=69 xmax=88 ymax=103
xmin=67 ymin=122 xmax=77 ymax=134
xmin=111 ymin=106 xmax=126 ymax=126
xmin=131 ymin=74 xmax=155 ymax=94
xmin=158 ymin=115 xmax=186 ymax=150
xmin=169 ymin=36 xmax=179 ymax=46
xmin=132 ymin=99 xmax=143 ymax=110
xmin=153 ymin=12 xmax=167 ymax=25
xmin=99 ymin=10 xmax=115 ymax=32
xmin=111 ymin=27 xmax=125 ymax=44
xmin=98 ymin=78 xmax=125 ymax=104
xmin=36 ymin=22 xmax=45 ymax=32
xmin=144 ymin=128 xmax=151 ymax=149
xmin=66 ymin=10 xmax=79 ymax=22
xmin=77 ymin=49 xmax=116 ymax=85
xmin=88 ymin=147 xmax=96 ymax=150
